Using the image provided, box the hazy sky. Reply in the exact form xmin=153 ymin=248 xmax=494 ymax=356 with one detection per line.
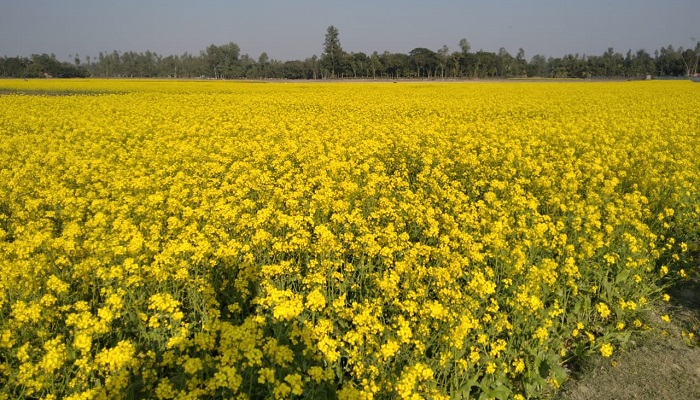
xmin=1 ymin=0 xmax=698 ymax=62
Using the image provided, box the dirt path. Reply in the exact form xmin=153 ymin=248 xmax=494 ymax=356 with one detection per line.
xmin=558 ymin=277 xmax=700 ymax=400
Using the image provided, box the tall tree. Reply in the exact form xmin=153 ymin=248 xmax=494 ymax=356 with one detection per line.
xmin=680 ymin=40 xmax=700 ymax=76
xmin=458 ymin=39 xmax=473 ymax=76
xmin=204 ymin=42 xmax=240 ymax=79
xmin=459 ymin=38 xmax=471 ymax=55
xmin=656 ymin=45 xmax=685 ymax=76
xmin=381 ymin=51 xmax=409 ymax=79
xmin=321 ymin=25 xmax=345 ymax=78
xmin=437 ymin=45 xmax=449 ymax=78
xmin=347 ymin=52 xmax=369 ymax=78
xmin=527 ymin=54 xmax=548 ymax=77
xmin=256 ymin=52 xmax=270 ymax=78
xmin=496 ymin=47 xmax=513 ymax=76
xmin=370 ymin=51 xmax=382 ymax=79
xmin=409 ymin=48 xmax=439 ymax=78
xmin=515 ymin=48 xmax=526 ymax=76
xmin=633 ymin=49 xmax=655 ymax=76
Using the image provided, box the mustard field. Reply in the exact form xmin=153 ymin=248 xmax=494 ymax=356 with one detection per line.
xmin=0 ymin=79 xmax=699 ymax=399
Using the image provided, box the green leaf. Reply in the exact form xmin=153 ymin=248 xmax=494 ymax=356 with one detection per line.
xmin=489 ymin=384 xmax=513 ymax=400
xmin=550 ymin=362 xmax=568 ymax=383
xmin=524 ymin=382 xmax=539 ymax=397
xmin=601 ymin=276 xmax=610 ymax=291
xmin=538 ymin=359 xmax=550 ymax=379
xmin=451 ymin=373 xmax=479 ymax=400
xmin=615 ymin=269 xmax=630 ymax=284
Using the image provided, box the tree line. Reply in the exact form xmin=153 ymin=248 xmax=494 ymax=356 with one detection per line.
xmin=1 ymin=26 xmax=699 ymax=79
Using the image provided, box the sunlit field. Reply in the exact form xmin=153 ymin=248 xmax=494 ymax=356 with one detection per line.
xmin=0 ymin=79 xmax=699 ymax=399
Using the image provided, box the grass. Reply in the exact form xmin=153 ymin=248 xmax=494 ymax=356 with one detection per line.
xmin=558 ymin=271 xmax=700 ymax=399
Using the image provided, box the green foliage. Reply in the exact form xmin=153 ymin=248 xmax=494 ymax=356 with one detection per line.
xmin=1 ymin=36 xmax=699 ymax=80
xmin=321 ymin=25 xmax=345 ymax=78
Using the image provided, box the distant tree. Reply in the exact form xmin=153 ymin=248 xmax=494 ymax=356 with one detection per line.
xmin=409 ymin=48 xmax=439 ymax=78
xmin=180 ymin=52 xmax=207 ymax=78
xmin=627 ymin=48 xmax=640 ymax=75
xmin=450 ymin=51 xmax=462 ymax=77
xmin=0 ymin=57 xmax=29 ymax=77
xmin=381 ymin=51 xmax=409 ymax=79
xmin=680 ymin=40 xmax=700 ymax=76
xmin=8 ymin=32 xmax=698 ymax=80
xmin=656 ymin=45 xmax=685 ymax=76
xmin=252 ymin=52 xmax=270 ymax=79
xmin=310 ymin=55 xmax=320 ymax=79
xmin=474 ymin=50 xmax=498 ymax=78
xmin=281 ymin=60 xmax=306 ymax=79
xmin=496 ymin=47 xmax=513 ymax=77
xmin=120 ymin=51 xmax=133 ymax=76
xmin=111 ymin=50 xmax=122 ymax=76
xmin=457 ymin=39 xmax=475 ymax=77
xmin=204 ymin=42 xmax=240 ymax=79
xmin=346 ymin=52 xmax=369 ymax=78
xmin=370 ymin=51 xmax=382 ymax=79
xmin=98 ymin=52 xmax=106 ymax=75
xmin=22 ymin=53 xmax=87 ymax=78
xmin=437 ymin=45 xmax=449 ymax=78
xmin=459 ymin=38 xmax=471 ymax=55
xmin=634 ymin=49 xmax=655 ymax=76
xmin=515 ymin=48 xmax=526 ymax=76
xmin=236 ymin=53 xmax=255 ymax=77
xmin=321 ymin=25 xmax=345 ymax=78
xmin=161 ymin=55 xmax=179 ymax=78
xmin=601 ymin=47 xmax=624 ymax=76
xmin=528 ymin=54 xmax=548 ymax=77
xmin=561 ymin=53 xmax=588 ymax=78
xmin=300 ymin=56 xmax=319 ymax=79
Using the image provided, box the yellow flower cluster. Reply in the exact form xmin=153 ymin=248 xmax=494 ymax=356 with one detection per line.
xmin=0 ymin=79 xmax=698 ymax=399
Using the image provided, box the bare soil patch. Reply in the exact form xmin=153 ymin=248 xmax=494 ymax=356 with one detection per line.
xmin=558 ymin=275 xmax=700 ymax=400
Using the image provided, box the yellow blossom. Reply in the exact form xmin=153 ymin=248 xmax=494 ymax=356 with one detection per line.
xmin=600 ymin=343 xmax=614 ymax=357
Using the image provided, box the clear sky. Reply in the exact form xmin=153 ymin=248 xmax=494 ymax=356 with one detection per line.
xmin=1 ymin=0 xmax=698 ymax=62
